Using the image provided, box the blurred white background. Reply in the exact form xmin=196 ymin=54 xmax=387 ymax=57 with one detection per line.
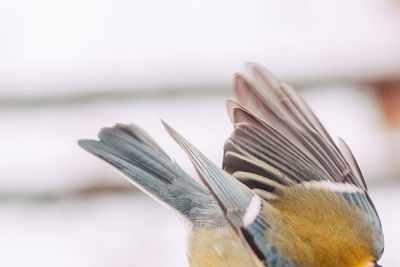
xmin=1 ymin=0 xmax=400 ymax=266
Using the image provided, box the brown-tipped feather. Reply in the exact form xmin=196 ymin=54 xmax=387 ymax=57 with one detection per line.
xmin=225 ymin=65 xmax=368 ymax=191
xmin=223 ymin=64 xmax=384 ymax=262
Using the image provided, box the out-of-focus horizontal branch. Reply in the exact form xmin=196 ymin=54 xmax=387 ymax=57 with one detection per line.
xmin=1 ymin=72 xmax=400 ymax=109
xmin=0 ymin=181 xmax=138 ymax=203
xmin=0 ymin=85 xmax=231 ymax=108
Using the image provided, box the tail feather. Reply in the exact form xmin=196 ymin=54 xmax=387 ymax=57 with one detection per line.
xmin=78 ymin=124 xmax=221 ymax=227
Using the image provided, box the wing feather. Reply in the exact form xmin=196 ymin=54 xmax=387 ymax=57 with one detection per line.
xmin=162 ymin=120 xmax=291 ymax=266
xmin=224 ymin=64 xmax=367 ymax=195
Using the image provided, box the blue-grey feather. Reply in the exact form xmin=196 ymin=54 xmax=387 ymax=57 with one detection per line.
xmin=78 ymin=124 xmax=223 ymax=227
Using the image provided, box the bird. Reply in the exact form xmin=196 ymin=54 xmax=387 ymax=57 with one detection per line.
xmin=78 ymin=64 xmax=384 ymax=267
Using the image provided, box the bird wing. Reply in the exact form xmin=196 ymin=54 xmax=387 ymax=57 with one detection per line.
xmin=224 ymin=64 xmax=366 ymax=191
xmin=163 ymin=121 xmax=291 ymax=267
xmin=223 ymin=64 xmax=384 ymax=258
xmin=78 ymin=124 xmax=222 ymax=227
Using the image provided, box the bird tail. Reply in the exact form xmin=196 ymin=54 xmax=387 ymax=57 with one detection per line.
xmin=78 ymin=124 xmax=221 ymax=227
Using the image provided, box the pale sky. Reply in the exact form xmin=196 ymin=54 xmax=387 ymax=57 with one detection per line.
xmin=1 ymin=0 xmax=400 ymax=96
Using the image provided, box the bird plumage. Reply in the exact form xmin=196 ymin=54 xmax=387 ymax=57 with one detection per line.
xmin=221 ymin=64 xmax=383 ymax=263
xmin=79 ymin=64 xmax=384 ymax=266
xmin=78 ymin=124 xmax=223 ymax=228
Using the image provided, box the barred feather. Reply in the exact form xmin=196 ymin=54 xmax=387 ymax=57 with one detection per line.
xmin=223 ymin=64 xmax=384 ymax=263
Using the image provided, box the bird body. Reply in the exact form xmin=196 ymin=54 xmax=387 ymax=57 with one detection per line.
xmin=79 ymin=64 xmax=384 ymax=266
xmin=264 ymin=185 xmax=376 ymax=267
xmin=187 ymin=226 xmax=264 ymax=267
